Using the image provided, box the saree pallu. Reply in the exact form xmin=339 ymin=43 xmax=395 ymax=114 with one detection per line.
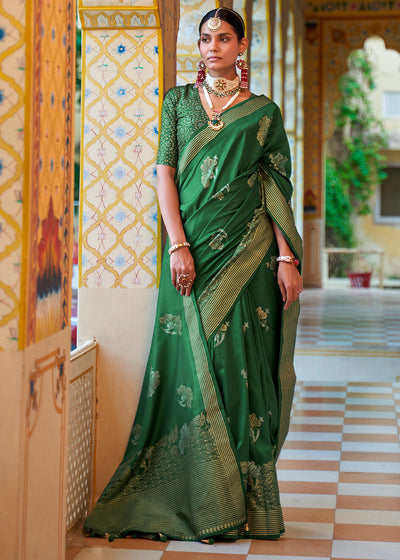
xmin=84 ymin=95 xmax=302 ymax=541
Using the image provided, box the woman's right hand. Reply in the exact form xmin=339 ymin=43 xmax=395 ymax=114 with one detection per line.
xmin=170 ymin=247 xmax=196 ymax=296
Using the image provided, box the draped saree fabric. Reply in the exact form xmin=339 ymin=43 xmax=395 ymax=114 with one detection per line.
xmin=84 ymin=87 xmax=302 ymax=541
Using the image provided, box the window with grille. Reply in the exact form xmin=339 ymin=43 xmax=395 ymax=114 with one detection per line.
xmin=382 ymin=92 xmax=400 ymax=119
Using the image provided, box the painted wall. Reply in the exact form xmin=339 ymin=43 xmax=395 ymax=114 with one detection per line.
xmin=0 ymin=1 xmax=75 ymax=558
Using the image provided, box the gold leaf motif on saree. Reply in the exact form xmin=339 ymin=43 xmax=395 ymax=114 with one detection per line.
xmin=247 ymin=173 xmax=257 ymax=188
xmin=209 ymin=228 xmax=228 ymax=251
xmin=178 ymin=423 xmax=190 ymax=455
xmin=268 ymin=152 xmax=288 ymax=176
xmin=213 ymin=320 xmax=230 ymax=347
xmin=256 ymin=116 xmax=272 ymax=146
xmin=177 ymin=385 xmax=193 ymax=408
xmin=249 ymin=416 xmax=263 ymax=443
xmin=200 ymin=155 xmax=219 ymax=188
xmin=212 ymin=183 xmax=230 ymax=200
xmin=148 ymin=368 xmax=160 ymax=398
xmin=256 ymin=306 xmax=270 ymax=329
xmin=130 ymin=424 xmax=142 ymax=446
xmin=159 ymin=313 xmax=182 ymax=335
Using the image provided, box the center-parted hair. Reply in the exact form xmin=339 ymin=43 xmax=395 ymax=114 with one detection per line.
xmin=199 ymin=8 xmax=245 ymax=40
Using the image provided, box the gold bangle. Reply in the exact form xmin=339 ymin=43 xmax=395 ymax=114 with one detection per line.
xmin=276 ymin=256 xmax=299 ymax=266
xmin=168 ymin=242 xmax=190 ymax=255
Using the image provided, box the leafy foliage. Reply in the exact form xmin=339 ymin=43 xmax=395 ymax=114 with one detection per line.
xmin=325 ymin=49 xmax=388 ymax=248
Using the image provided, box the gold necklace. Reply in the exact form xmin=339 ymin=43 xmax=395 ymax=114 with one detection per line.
xmin=203 ymin=85 xmax=241 ymax=130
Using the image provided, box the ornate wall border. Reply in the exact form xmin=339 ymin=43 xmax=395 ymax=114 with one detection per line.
xmin=79 ymin=7 xmax=159 ymax=29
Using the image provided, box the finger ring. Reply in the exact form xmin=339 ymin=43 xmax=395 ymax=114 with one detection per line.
xmin=177 ymin=273 xmax=192 ymax=288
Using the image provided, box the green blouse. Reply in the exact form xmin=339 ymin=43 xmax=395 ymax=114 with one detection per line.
xmin=157 ymin=84 xmax=256 ymax=169
xmin=157 ymin=85 xmax=208 ymax=168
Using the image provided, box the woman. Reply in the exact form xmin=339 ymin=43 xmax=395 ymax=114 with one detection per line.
xmin=85 ymin=7 xmax=302 ymax=542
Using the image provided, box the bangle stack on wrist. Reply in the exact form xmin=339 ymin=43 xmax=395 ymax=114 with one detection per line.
xmin=168 ymin=241 xmax=191 ymax=255
xmin=276 ymin=255 xmax=299 ymax=266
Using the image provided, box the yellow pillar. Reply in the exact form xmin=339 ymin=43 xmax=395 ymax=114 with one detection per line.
xmin=77 ymin=0 xmax=177 ymax=498
xmin=0 ymin=0 xmax=75 ymax=558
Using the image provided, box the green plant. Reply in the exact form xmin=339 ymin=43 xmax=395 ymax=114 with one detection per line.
xmin=325 ymin=49 xmax=388 ymax=250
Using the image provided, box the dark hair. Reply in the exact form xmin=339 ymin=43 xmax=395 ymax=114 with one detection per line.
xmin=199 ymin=8 xmax=245 ymax=40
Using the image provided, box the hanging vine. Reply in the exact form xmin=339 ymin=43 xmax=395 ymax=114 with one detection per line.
xmin=325 ymin=49 xmax=388 ymax=249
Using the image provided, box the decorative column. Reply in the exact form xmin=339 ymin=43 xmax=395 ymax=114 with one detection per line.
xmin=77 ymin=0 xmax=177 ymax=498
xmin=0 ymin=1 xmax=75 ymax=559
xmin=176 ymin=0 xmax=217 ymax=85
xmin=250 ymin=0 xmax=271 ymax=95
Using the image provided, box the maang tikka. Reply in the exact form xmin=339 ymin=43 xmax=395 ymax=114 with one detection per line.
xmin=207 ymin=10 xmax=222 ymax=31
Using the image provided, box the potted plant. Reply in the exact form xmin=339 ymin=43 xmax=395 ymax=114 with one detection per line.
xmin=347 ymin=253 xmax=373 ymax=288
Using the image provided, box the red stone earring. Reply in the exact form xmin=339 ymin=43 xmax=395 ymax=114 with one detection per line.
xmin=195 ymin=60 xmax=206 ymax=88
xmin=236 ymin=53 xmax=248 ymax=89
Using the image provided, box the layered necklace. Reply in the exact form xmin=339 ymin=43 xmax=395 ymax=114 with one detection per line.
xmin=203 ymin=75 xmax=241 ymax=131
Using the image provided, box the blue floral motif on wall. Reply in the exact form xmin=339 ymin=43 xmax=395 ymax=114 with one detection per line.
xmin=115 ymin=210 xmax=127 ymax=223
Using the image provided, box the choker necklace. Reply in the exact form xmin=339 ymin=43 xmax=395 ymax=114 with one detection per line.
xmin=203 ymin=85 xmax=241 ymax=130
xmin=204 ymin=75 xmax=240 ymax=97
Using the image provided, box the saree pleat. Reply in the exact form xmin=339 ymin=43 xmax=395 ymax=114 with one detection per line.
xmin=84 ymin=92 xmax=302 ymax=541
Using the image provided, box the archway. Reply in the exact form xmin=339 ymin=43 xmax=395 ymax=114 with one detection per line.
xmin=303 ymin=6 xmax=400 ymax=287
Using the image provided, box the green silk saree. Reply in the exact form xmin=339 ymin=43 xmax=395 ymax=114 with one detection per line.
xmin=84 ymin=87 xmax=302 ymax=542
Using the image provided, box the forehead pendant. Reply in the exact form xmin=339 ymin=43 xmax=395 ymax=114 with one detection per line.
xmin=207 ymin=15 xmax=221 ymax=31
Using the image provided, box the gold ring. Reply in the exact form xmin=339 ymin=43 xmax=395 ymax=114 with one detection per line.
xmin=177 ymin=273 xmax=192 ymax=288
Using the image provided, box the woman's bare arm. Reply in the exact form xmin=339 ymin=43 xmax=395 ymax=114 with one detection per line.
xmin=156 ymin=164 xmax=196 ymax=296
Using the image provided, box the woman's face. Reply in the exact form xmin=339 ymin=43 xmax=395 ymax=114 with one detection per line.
xmin=198 ymin=19 xmax=248 ymax=78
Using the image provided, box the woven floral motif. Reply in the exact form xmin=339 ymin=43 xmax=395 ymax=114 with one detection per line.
xmin=200 ymin=155 xmax=218 ymax=188
xmin=159 ymin=314 xmax=182 ymax=335
xmin=177 ymin=385 xmax=193 ymax=409
xmin=148 ymin=368 xmax=160 ymax=398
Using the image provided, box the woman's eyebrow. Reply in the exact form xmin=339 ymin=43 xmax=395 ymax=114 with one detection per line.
xmin=200 ymin=32 xmax=233 ymax=38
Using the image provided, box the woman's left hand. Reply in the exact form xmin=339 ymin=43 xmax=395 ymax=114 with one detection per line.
xmin=277 ymin=262 xmax=303 ymax=311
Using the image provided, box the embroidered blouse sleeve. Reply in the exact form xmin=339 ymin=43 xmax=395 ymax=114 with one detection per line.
xmin=156 ymin=88 xmax=179 ymax=168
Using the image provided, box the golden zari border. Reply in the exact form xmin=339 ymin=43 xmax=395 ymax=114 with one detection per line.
xmin=183 ymin=295 xmax=246 ymax=532
xmin=259 ymin=165 xmax=303 ymax=261
xmin=198 ymin=209 xmax=273 ymax=341
xmin=177 ymin=96 xmax=273 ymax=180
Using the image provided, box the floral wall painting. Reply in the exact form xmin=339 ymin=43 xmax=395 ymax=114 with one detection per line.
xmin=35 ymin=197 xmax=63 ymax=341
